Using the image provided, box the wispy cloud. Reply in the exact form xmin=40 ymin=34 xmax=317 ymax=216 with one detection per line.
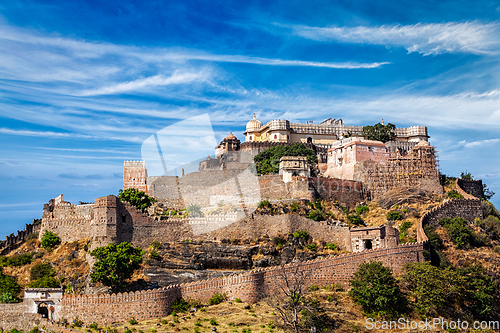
xmin=80 ymin=71 xmax=209 ymax=96
xmin=0 ymin=128 xmax=94 ymax=139
xmin=292 ymin=22 xmax=500 ymax=55
xmin=460 ymin=138 xmax=500 ymax=148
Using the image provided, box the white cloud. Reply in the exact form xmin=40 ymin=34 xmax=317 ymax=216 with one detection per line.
xmin=292 ymin=22 xmax=500 ymax=55
xmin=0 ymin=128 xmax=94 ymax=139
xmin=463 ymin=138 xmax=500 ymax=148
xmin=80 ymin=71 xmax=208 ymax=96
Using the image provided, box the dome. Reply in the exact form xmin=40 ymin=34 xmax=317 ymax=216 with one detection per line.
xmin=225 ymin=132 xmax=237 ymax=141
xmin=246 ymin=113 xmax=262 ymax=132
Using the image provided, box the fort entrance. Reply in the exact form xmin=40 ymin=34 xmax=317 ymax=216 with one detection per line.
xmin=37 ymin=303 xmax=48 ymax=318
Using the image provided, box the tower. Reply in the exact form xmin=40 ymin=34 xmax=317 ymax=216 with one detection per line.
xmin=123 ymin=161 xmax=148 ymax=193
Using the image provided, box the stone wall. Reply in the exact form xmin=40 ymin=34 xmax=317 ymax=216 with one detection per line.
xmin=307 ymin=177 xmax=364 ymax=207
xmin=197 ymin=214 xmax=352 ymax=250
xmin=0 ymin=220 xmax=41 ymax=252
xmin=60 ymin=242 xmax=425 ymax=325
xmin=456 ymin=178 xmax=484 ymax=199
xmin=353 ymin=143 xmax=442 ymax=198
xmin=0 ymin=304 xmax=43 ymax=331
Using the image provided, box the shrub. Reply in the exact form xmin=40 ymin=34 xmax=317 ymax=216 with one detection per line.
xmin=290 ymin=202 xmax=300 ymax=212
xmin=171 ymin=298 xmax=190 ymax=313
xmin=347 ymin=214 xmax=364 ymax=226
xmin=306 ymin=243 xmax=317 ymax=252
xmin=447 ymin=190 xmax=463 ymax=199
xmin=349 ymin=261 xmax=406 ymax=318
xmin=234 ymin=298 xmax=242 ymax=303
xmin=129 ymin=318 xmax=138 ymax=325
xmin=30 ymin=263 xmax=56 ymax=281
xmin=89 ymin=323 xmax=98 ymax=330
xmin=309 ymin=284 xmax=319 ymax=291
xmin=40 ymin=231 xmax=60 ymax=250
xmin=118 ymin=188 xmax=157 ymax=213
xmin=293 ymin=230 xmax=310 ymax=240
xmin=149 ymin=250 xmax=161 ymax=260
xmin=73 ymin=318 xmax=83 ymax=327
xmin=208 ymin=293 xmax=226 ymax=305
xmin=386 ymin=211 xmax=403 ymax=221
xmin=28 ymin=276 xmax=59 ymax=288
xmin=271 ymin=236 xmax=286 ymax=246
xmin=258 ymin=200 xmax=271 ymax=209
xmin=423 ymin=225 xmax=443 ymax=250
xmin=151 ymin=241 xmax=161 ymax=249
xmin=399 ymin=221 xmax=413 ymax=234
xmin=28 ymin=327 xmax=38 ymax=333
xmin=356 ymin=205 xmax=369 ymax=214
xmin=439 ymin=217 xmax=473 ymax=249
xmin=306 ymin=210 xmax=324 ymax=221
xmin=209 ymin=319 xmax=217 ymax=325
xmin=0 ymin=253 xmax=33 ymax=267
xmin=324 ymin=243 xmax=337 ymax=250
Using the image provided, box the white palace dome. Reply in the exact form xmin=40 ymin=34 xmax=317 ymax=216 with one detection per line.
xmin=246 ymin=113 xmax=262 ymax=132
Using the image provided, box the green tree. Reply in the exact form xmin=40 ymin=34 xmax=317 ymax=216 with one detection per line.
xmin=29 ymin=276 xmax=59 ymax=288
xmin=362 ymin=123 xmax=396 ymax=143
xmin=186 ymin=204 xmax=203 ymax=217
xmin=30 ymin=262 xmax=55 ymax=281
xmin=459 ymin=263 xmax=497 ymax=318
xmin=90 ymin=242 xmax=145 ymax=292
xmin=402 ymin=262 xmax=466 ymax=317
xmin=40 ymin=231 xmax=60 ymax=250
xmin=439 ymin=217 xmax=473 ymax=249
xmin=253 ymin=143 xmax=318 ymax=175
xmin=0 ymin=270 xmax=21 ymax=303
xmin=349 ymin=261 xmax=405 ymax=318
xmin=118 ymin=188 xmax=157 ymax=213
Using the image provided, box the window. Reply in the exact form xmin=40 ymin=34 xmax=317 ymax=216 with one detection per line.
xmin=274 ymin=134 xmax=277 ymax=139
xmin=249 ymin=136 xmax=252 ymax=140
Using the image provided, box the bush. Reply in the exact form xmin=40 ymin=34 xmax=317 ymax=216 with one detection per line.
xmin=234 ymin=297 xmax=242 ymax=303
xmin=290 ymin=202 xmax=300 ymax=212
xmin=30 ymin=263 xmax=55 ymax=281
xmin=253 ymin=143 xmax=318 ymax=175
xmin=171 ymin=298 xmax=190 ymax=313
xmin=324 ymin=243 xmax=337 ymax=250
xmin=399 ymin=221 xmax=413 ymax=234
xmin=386 ymin=211 xmax=403 ymax=221
xmin=40 ymin=231 xmax=60 ymax=250
xmin=309 ymin=284 xmax=319 ymax=291
xmin=149 ymin=250 xmax=161 ymax=260
xmin=73 ymin=318 xmax=83 ymax=327
xmin=257 ymin=200 xmax=271 ymax=209
xmin=89 ymin=323 xmax=98 ymax=330
xmin=439 ymin=217 xmax=473 ymax=249
xmin=347 ymin=214 xmax=364 ymax=226
xmin=0 ymin=253 xmax=33 ymax=267
xmin=151 ymin=241 xmax=161 ymax=249
xmin=118 ymin=188 xmax=157 ymax=213
xmin=208 ymin=293 xmax=226 ymax=305
xmin=209 ymin=319 xmax=217 ymax=325
xmin=447 ymin=190 xmax=463 ymax=199
xmin=306 ymin=210 xmax=324 ymax=221
xmin=349 ymin=261 xmax=405 ymax=318
xmin=424 ymin=225 xmax=443 ymax=250
xmin=293 ymin=230 xmax=310 ymax=240
xmin=129 ymin=318 xmax=138 ymax=325
xmin=356 ymin=205 xmax=369 ymax=214
xmin=28 ymin=327 xmax=38 ymax=333
xmin=28 ymin=276 xmax=59 ymax=288
xmin=271 ymin=236 xmax=286 ymax=246
xmin=306 ymin=243 xmax=317 ymax=252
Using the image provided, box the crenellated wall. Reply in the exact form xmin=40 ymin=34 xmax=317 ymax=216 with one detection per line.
xmin=456 ymin=178 xmax=484 ymax=199
xmin=60 ymin=242 xmax=425 ymax=325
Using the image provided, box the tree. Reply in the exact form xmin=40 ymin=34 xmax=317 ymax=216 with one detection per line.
xmin=40 ymin=231 xmax=61 ymax=250
xmin=30 ymin=262 xmax=55 ymax=281
xmin=90 ymin=242 xmax=145 ymax=292
xmin=253 ymin=143 xmax=318 ymax=175
xmin=29 ymin=276 xmax=59 ymax=288
xmin=186 ymin=204 xmax=203 ymax=217
xmin=402 ymin=262 xmax=466 ymax=317
xmin=362 ymin=123 xmax=396 ymax=143
xmin=349 ymin=261 xmax=406 ymax=318
xmin=264 ymin=261 xmax=332 ymax=333
xmin=118 ymin=188 xmax=157 ymax=213
xmin=0 ymin=270 xmax=20 ymax=303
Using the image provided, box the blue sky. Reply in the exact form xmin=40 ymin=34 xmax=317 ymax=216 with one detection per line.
xmin=0 ymin=0 xmax=499 ymax=238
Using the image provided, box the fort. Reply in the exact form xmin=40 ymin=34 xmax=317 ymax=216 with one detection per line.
xmin=0 ymin=116 xmax=489 ymax=330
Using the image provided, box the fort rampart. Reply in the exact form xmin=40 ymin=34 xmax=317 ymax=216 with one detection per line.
xmin=456 ymin=178 xmax=484 ymax=199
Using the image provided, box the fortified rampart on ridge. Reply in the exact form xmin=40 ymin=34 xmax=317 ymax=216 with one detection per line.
xmin=456 ymin=178 xmax=484 ymax=199
xmin=0 ymin=219 xmax=41 ymax=253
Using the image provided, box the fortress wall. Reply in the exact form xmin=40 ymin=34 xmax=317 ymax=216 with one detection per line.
xmin=307 ymin=177 xmax=364 ymax=208
xmin=147 ymin=176 xmax=180 ymax=200
xmin=1 ymin=220 xmax=41 ymax=251
xmin=39 ymin=203 xmax=93 ymax=243
xmin=60 ymin=242 xmax=424 ymax=325
xmin=198 ymin=214 xmax=352 ymax=250
xmin=456 ymin=178 xmax=484 ymax=199
xmin=0 ymin=304 xmax=43 ymax=331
